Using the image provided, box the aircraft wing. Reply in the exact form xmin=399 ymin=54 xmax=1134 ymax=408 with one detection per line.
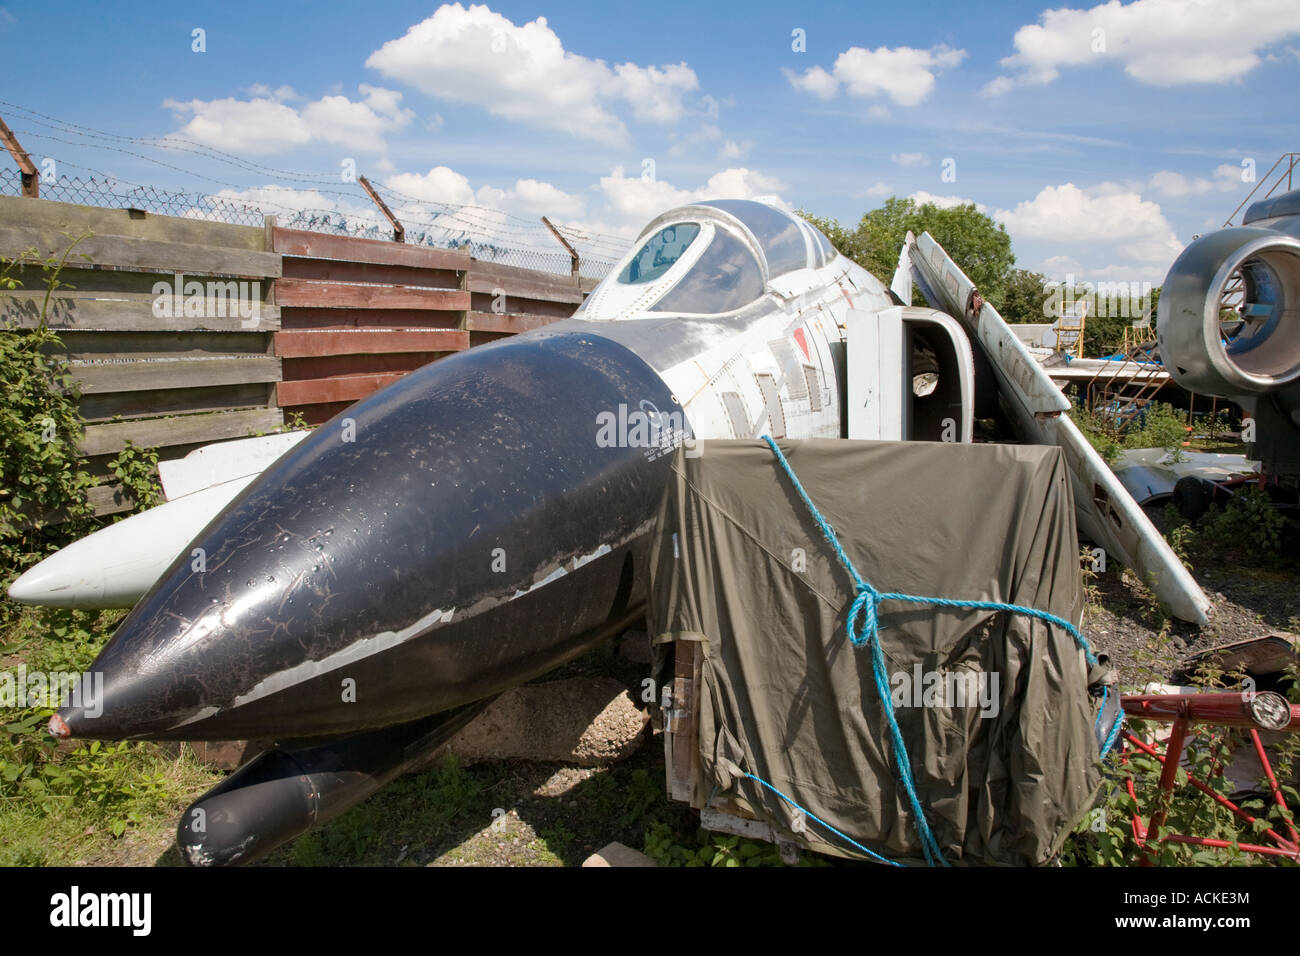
xmin=158 ymin=429 xmax=311 ymax=500
xmin=902 ymin=230 xmax=1211 ymax=626
xmin=8 ymin=430 xmax=312 ymax=609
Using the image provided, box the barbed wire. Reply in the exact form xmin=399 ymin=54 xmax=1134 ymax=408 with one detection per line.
xmin=0 ymin=165 xmax=625 ymax=278
xmin=0 ymin=166 xmax=267 ymax=227
xmin=0 ymin=99 xmax=344 ymax=185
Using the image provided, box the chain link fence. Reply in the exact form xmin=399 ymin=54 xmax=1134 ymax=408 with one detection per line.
xmin=1 ymin=166 xmax=628 ymax=280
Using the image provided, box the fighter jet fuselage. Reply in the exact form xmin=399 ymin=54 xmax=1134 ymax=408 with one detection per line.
xmin=54 ymin=199 xmax=908 ymax=742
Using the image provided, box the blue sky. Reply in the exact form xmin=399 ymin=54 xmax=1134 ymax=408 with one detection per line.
xmin=2 ymin=0 xmax=1298 ymax=284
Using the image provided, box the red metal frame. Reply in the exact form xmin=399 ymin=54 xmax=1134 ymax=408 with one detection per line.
xmin=1116 ymin=692 xmax=1300 ymax=863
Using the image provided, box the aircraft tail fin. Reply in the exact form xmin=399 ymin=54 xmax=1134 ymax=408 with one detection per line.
xmin=890 ymin=239 xmax=912 ymax=305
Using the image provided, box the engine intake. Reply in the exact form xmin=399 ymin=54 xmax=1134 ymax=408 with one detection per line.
xmin=1159 ymin=227 xmax=1300 ymax=396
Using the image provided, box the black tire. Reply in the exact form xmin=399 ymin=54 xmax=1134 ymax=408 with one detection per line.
xmin=1172 ymin=475 xmax=1211 ymax=521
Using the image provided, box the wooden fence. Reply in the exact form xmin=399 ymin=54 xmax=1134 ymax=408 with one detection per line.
xmin=0 ymin=195 xmax=600 ymax=514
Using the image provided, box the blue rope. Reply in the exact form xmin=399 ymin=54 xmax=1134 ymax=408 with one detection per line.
xmin=1097 ymin=685 xmax=1125 ymax=759
xmin=1101 ymin=711 xmax=1125 ymax=759
xmin=1094 ymin=685 xmax=1124 ymax=759
xmin=741 ymin=771 xmax=904 ymax=867
xmin=761 ymin=435 xmax=1103 ymax=866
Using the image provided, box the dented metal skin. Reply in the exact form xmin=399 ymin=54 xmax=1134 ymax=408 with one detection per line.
xmin=59 ymin=330 xmax=676 ymax=740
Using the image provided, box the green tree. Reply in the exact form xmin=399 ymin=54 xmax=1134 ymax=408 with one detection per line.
xmin=803 ymin=197 xmax=1016 ymax=305
xmin=862 ymin=198 xmax=1016 ymax=303
xmin=1000 ymin=268 xmax=1050 ymax=325
xmin=1078 ymin=283 xmax=1160 ymax=356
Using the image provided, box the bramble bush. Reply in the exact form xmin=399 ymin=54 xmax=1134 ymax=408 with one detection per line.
xmin=0 ymin=235 xmax=98 ymax=589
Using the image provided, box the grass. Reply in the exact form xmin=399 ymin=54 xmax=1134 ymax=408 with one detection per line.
xmin=0 ymin=602 xmax=224 ymax=866
xmin=2 ymin=506 xmax=1296 ymax=867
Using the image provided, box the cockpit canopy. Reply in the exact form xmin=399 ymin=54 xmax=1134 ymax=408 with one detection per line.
xmin=693 ymin=199 xmax=807 ymax=277
xmin=648 ymin=224 xmax=765 ymax=313
xmin=588 ymin=198 xmax=837 ymax=319
xmin=617 ymin=222 xmax=701 ymax=285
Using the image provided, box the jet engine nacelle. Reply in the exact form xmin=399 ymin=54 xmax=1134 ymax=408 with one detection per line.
xmin=1158 ymin=191 xmax=1300 ymax=476
xmin=1158 ymin=227 xmax=1300 ymax=396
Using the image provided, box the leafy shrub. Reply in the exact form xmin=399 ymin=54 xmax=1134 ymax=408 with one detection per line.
xmin=1069 ymin=405 xmax=1122 ymax=465
xmin=106 ymin=441 xmax=162 ymax=511
xmin=1 ymin=237 xmax=99 ymax=594
xmin=1199 ymin=486 xmax=1284 ymax=556
xmin=1127 ymin=402 xmax=1189 ymax=455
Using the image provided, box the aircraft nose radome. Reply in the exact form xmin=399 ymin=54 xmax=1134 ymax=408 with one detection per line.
xmin=57 ymin=330 xmax=681 ymax=741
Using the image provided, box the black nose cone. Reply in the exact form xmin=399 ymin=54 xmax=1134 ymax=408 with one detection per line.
xmin=58 ymin=330 xmax=681 ymax=740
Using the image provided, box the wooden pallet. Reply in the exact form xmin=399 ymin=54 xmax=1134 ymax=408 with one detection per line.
xmin=659 ymin=640 xmax=802 ymax=863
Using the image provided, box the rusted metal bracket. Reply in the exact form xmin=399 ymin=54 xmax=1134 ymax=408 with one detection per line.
xmin=0 ymin=112 xmax=39 ymax=197
xmin=541 ymin=216 xmax=580 ymax=279
xmin=358 ymin=175 xmax=404 ymax=243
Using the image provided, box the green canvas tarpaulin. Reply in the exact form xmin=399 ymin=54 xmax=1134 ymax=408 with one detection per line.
xmin=647 ymin=438 xmax=1104 ymax=866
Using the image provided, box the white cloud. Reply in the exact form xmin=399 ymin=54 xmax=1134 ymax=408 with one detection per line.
xmin=245 ymin=83 xmax=296 ymax=101
xmin=386 ymin=166 xmax=478 ymax=205
xmin=980 ymin=75 xmax=1015 ymax=97
xmin=164 ymin=85 xmax=412 ymax=154
xmin=996 ymin=182 xmax=1183 ymax=265
xmin=365 ymin=3 xmax=700 ymax=146
xmin=1146 ymin=164 xmax=1243 ymax=197
xmin=164 ymin=98 xmax=310 ymax=154
xmin=385 ymin=166 xmax=585 ymax=217
xmin=786 ymin=44 xmax=966 ymax=107
xmin=783 ymin=65 xmax=839 ymax=100
xmin=611 ymin=62 xmax=699 ymax=124
xmin=891 ymin=152 xmax=928 ymax=167
xmin=1041 ymin=254 xmax=1084 ymax=276
xmin=596 ymin=166 xmax=788 ymax=232
xmin=717 ymin=139 xmax=751 ymax=161
xmin=1147 ymin=170 xmax=1214 ymax=197
xmin=1214 ymin=162 xmax=1250 ymax=188
xmin=910 ymin=190 xmax=988 ymax=213
xmin=862 ymin=181 xmax=893 ymax=198
xmin=507 ymin=177 xmax=585 ymax=218
xmin=987 ymin=0 xmax=1300 ymax=94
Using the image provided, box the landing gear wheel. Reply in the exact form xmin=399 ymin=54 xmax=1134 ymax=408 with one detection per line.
xmin=1172 ymin=476 xmax=1211 ymax=521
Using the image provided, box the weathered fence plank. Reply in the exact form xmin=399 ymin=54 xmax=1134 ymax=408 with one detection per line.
xmin=273 ymin=227 xmax=470 ymax=271
xmin=277 ymin=372 xmax=407 ymax=407
xmin=465 ymin=310 xmax=564 ymax=334
xmin=274 ymin=328 xmax=468 ymax=357
xmin=0 ymin=225 xmax=281 ymax=278
xmin=2 ymin=289 xmax=282 ymax=332
xmin=78 ymin=408 xmax=284 ymax=457
xmin=71 ymin=356 xmax=281 ymax=394
xmin=275 ymin=278 xmax=469 ymax=311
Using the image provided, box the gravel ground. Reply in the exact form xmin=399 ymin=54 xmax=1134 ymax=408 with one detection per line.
xmin=1083 ymin=506 xmax=1299 ymax=685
